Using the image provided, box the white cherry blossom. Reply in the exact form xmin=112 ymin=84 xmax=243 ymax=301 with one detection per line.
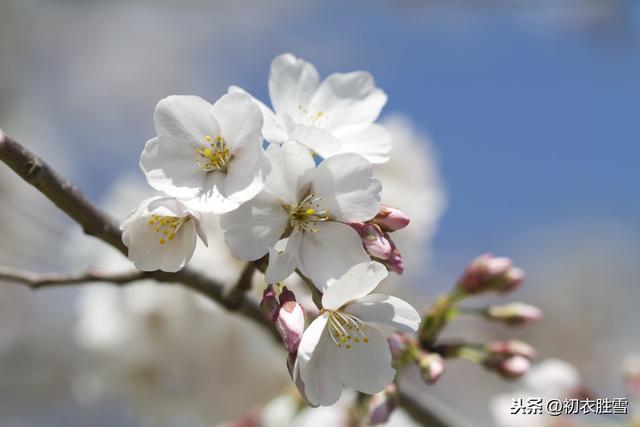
xmin=230 ymin=53 xmax=391 ymax=163
xmin=121 ymin=196 xmax=207 ymax=272
xmin=220 ymin=141 xmax=381 ymax=289
xmin=140 ymin=93 xmax=270 ymax=213
xmin=293 ymin=262 xmax=420 ymax=406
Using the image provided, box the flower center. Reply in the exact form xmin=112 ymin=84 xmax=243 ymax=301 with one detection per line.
xmin=288 ymin=193 xmax=330 ymax=233
xmin=195 ymin=135 xmax=232 ymax=172
xmin=325 ymin=310 xmax=369 ymax=350
xmin=148 ymin=215 xmax=189 ymax=245
xmin=297 ymin=106 xmax=327 ymax=127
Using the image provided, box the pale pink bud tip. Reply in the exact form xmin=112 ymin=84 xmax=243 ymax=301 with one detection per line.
xmin=375 ymin=205 xmax=410 ymax=231
xmin=499 ymin=355 xmax=531 ymax=379
xmin=486 ymin=302 xmax=543 ymax=326
xmin=458 ymin=254 xmax=525 ymax=294
xmin=351 ymin=222 xmax=392 ymax=260
xmin=624 ymin=354 xmax=640 ymax=395
xmin=276 ymin=300 xmax=305 ymax=354
xmin=259 ymin=285 xmax=280 ymax=322
xmin=419 ymin=352 xmax=445 ymax=384
xmin=368 ymin=384 xmax=398 ymax=425
xmin=388 ymin=333 xmax=409 ymax=360
xmin=486 ymin=340 xmax=537 ymax=360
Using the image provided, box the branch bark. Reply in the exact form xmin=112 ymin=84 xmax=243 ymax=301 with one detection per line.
xmin=0 ymin=266 xmax=146 ymax=289
xmin=0 ymin=133 xmax=465 ymax=427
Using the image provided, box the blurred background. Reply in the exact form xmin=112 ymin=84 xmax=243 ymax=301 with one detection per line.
xmin=0 ymin=0 xmax=639 ymax=426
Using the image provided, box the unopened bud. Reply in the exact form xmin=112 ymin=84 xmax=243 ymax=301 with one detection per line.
xmin=278 ymin=286 xmax=296 ymax=304
xmin=624 ymin=354 xmax=640 ymax=396
xmin=351 ymin=222 xmax=392 ymax=260
xmin=388 ymin=332 xmax=409 ymax=360
xmin=368 ymin=384 xmax=398 ymax=425
xmin=486 ymin=355 xmax=531 ymax=379
xmin=419 ymin=352 xmax=445 ymax=384
xmin=485 ymin=302 xmax=543 ymax=326
xmin=276 ymin=300 xmax=305 ymax=354
xmin=260 ymin=285 xmax=280 ymax=322
xmin=457 ymin=254 xmax=524 ymax=294
xmin=375 ymin=205 xmax=410 ymax=231
xmin=486 ymin=340 xmax=537 ymax=360
xmin=384 ymin=246 xmax=405 ymax=274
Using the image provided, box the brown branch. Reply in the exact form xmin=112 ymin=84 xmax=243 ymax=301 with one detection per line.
xmin=0 ymin=134 xmax=270 ymax=333
xmin=0 ymin=133 xmax=465 ymax=427
xmin=0 ymin=266 xmax=146 ymax=289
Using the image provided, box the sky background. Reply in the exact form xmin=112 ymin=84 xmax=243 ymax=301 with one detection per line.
xmin=0 ymin=0 xmax=639 ymax=425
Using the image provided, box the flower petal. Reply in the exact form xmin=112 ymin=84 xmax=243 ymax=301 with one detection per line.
xmin=182 ymin=171 xmax=240 ymax=214
xmin=312 ymin=153 xmax=381 ymax=222
xmin=125 ymin=212 xmax=197 ymax=272
xmin=285 ymin=120 xmax=342 ymax=159
xmin=265 ymin=231 xmax=303 ymax=284
xmin=211 ymin=92 xmax=263 ymax=152
xmin=298 ymin=222 xmax=370 ymax=292
xmin=269 ymin=53 xmax=320 ymax=118
xmin=139 ymin=137 xmax=205 ymax=199
xmin=223 ymin=140 xmax=270 ymax=205
xmin=321 ymin=261 xmax=388 ymax=311
xmin=345 ymin=294 xmax=421 ymax=334
xmin=229 ymin=85 xmax=288 ymax=144
xmin=297 ymin=314 xmax=344 ymax=406
xmin=219 ymin=193 xmax=288 ymax=261
xmin=332 ymin=123 xmax=391 ymax=164
xmin=325 ymin=325 xmax=395 ymax=395
xmin=153 ymin=95 xmax=219 ymax=146
xmin=307 ymin=71 xmax=387 ymax=131
xmin=265 ymin=141 xmax=315 ymax=206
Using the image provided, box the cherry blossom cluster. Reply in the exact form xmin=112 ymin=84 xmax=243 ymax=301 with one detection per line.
xmin=121 ymin=53 xmax=421 ymax=406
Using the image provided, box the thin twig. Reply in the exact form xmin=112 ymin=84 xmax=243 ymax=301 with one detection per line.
xmin=0 ymin=266 xmax=146 ymax=289
xmin=224 ymin=262 xmax=257 ymax=309
xmin=0 ymin=133 xmax=463 ymax=427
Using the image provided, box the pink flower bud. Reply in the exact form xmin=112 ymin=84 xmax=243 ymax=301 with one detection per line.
xmin=497 ymin=355 xmax=531 ymax=379
xmin=259 ymin=285 xmax=280 ymax=322
xmin=486 ymin=340 xmax=537 ymax=360
xmin=375 ymin=205 xmax=410 ymax=231
xmin=368 ymin=384 xmax=398 ymax=425
xmin=278 ymin=286 xmax=296 ymax=304
xmin=276 ymin=300 xmax=305 ymax=354
xmin=388 ymin=332 xmax=409 ymax=360
xmin=457 ymin=254 xmax=525 ymax=294
xmin=484 ymin=354 xmax=531 ymax=379
xmin=384 ymin=246 xmax=405 ymax=274
xmin=350 ymin=222 xmax=392 ymax=260
xmin=419 ymin=352 xmax=445 ymax=384
xmin=624 ymin=355 xmax=640 ymax=396
xmin=486 ymin=302 xmax=543 ymax=326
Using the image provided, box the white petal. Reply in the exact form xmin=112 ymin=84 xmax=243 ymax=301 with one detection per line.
xmin=139 ymin=137 xmax=205 ymax=199
xmin=325 ymin=325 xmax=395 ymax=395
xmin=125 ymin=214 xmax=197 ymax=272
xmin=333 ymin=123 xmax=391 ymax=164
xmin=307 ymin=71 xmax=387 ymax=131
xmin=183 ymin=171 xmax=240 ymax=214
xmin=297 ymin=314 xmax=344 ymax=406
xmin=219 ymin=193 xmax=288 ymax=261
xmin=265 ymin=231 xmax=303 ymax=284
xmin=153 ymin=95 xmax=219 ymax=145
xmin=229 ymin=85 xmax=288 ymax=143
xmin=211 ymin=92 xmax=263 ymax=151
xmin=223 ymin=140 xmax=270 ymax=205
xmin=322 ymin=261 xmax=388 ymax=311
xmin=345 ymin=294 xmax=420 ymax=334
xmin=312 ymin=154 xmax=381 ymax=222
xmin=284 ymin=118 xmax=342 ymax=159
xmin=269 ymin=53 xmax=320 ymax=118
xmin=299 ymin=222 xmax=370 ymax=292
xmin=265 ymin=141 xmax=315 ymax=206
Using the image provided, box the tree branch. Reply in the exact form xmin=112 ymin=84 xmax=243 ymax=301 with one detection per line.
xmin=0 ymin=134 xmax=269 ymax=332
xmin=0 ymin=133 xmax=465 ymax=427
xmin=0 ymin=266 xmax=146 ymax=289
